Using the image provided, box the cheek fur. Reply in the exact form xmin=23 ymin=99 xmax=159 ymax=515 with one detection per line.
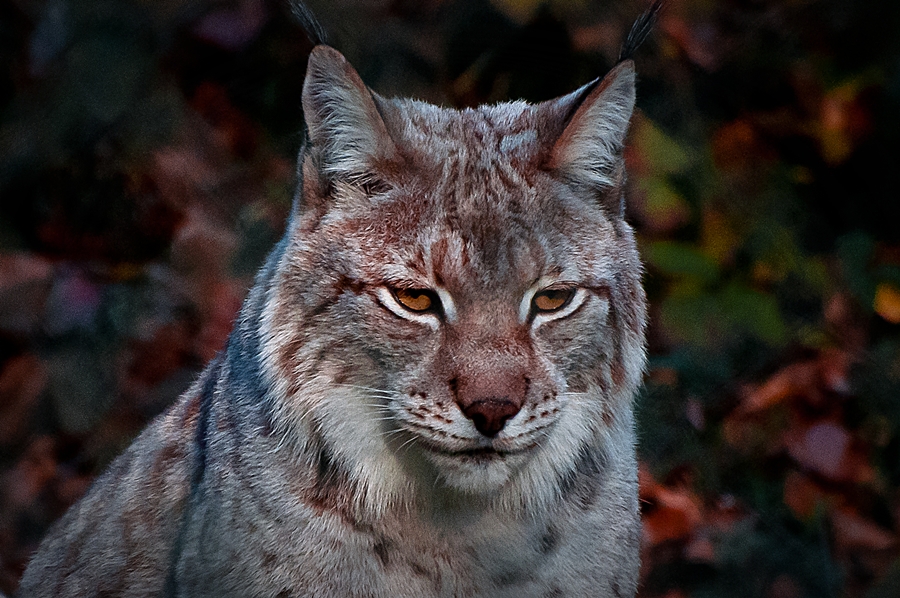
xmin=333 ymin=301 xmax=438 ymax=385
xmin=533 ymin=297 xmax=615 ymax=386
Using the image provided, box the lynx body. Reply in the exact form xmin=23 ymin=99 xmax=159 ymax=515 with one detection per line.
xmin=19 ymin=42 xmax=647 ymax=597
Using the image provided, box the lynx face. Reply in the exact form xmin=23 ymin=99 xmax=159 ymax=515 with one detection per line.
xmin=260 ymin=47 xmax=646 ymax=508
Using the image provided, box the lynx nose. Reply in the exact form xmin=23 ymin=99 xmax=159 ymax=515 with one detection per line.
xmin=459 ymin=399 xmax=522 ymax=437
xmin=452 ymin=369 xmax=527 ymax=437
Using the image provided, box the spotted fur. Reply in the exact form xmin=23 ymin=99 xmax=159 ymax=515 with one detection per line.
xmin=20 ymin=41 xmax=647 ymax=597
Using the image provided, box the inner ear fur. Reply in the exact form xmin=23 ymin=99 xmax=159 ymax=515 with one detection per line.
xmin=542 ymin=61 xmax=637 ymax=217
xmin=301 ymin=45 xmax=400 ymax=184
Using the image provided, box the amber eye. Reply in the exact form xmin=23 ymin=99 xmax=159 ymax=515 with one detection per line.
xmin=393 ymin=288 xmax=435 ymax=312
xmin=532 ymin=288 xmax=575 ymax=312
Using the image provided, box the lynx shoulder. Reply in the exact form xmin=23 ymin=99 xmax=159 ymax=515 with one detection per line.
xmin=19 ymin=22 xmax=650 ymax=598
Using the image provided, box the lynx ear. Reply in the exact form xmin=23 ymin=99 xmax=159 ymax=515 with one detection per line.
xmin=546 ymin=61 xmax=636 ymax=213
xmin=302 ymin=46 xmax=398 ymax=181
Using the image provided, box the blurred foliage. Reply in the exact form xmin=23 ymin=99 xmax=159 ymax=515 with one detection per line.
xmin=1 ymin=0 xmax=899 ymax=596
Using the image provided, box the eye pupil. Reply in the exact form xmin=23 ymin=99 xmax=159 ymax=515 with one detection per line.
xmin=394 ymin=288 xmax=433 ymax=312
xmin=533 ymin=288 xmax=574 ymax=312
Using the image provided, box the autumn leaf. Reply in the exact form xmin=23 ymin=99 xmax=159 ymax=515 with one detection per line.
xmin=640 ymin=467 xmax=704 ymax=547
xmin=831 ymin=506 xmax=896 ymax=552
xmin=783 ymin=470 xmax=829 ymax=520
xmin=818 ymin=79 xmax=872 ymax=165
xmin=874 ymin=283 xmax=900 ymax=324
xmin=700 ymin=209 xmax=740 ymax=266
xmin=712 ymin=119 xmax=771 ymax=172
xmin=783 ymin=421 xmax=875 ymax=485
xmin=0 ymin=355 xmax=47 ymax=447
xmin=737 ymin=349 xmax=852 ymax=415
xmin=738 ymin=361 xmax=819 ymax=414
xmin=489 ymin=0 xmax=544 ymax=24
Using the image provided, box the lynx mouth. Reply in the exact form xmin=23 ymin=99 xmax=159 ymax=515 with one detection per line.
xmin=423 ymin=443 xmax=537 ymax=461
xmin=397 ymin=422 xmax=540 ymax=461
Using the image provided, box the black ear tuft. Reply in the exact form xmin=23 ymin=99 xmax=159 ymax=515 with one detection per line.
xmin=618 ymin=0 xmax=665 ymax=63
xmin=290 ymin=1 xmax=329 ymax=46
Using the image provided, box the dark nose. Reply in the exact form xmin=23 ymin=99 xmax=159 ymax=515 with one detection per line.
xmin=459 ymin=399 xmax=522 ymax=437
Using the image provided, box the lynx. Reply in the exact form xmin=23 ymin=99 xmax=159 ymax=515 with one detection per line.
xmin=19 ymin=7 xmax=654 ymax=597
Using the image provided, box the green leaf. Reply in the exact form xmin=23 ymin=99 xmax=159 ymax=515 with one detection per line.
xmin=657 ymin=282 xmax=787 ymax=348
xmin=720 ymin=282 xmax=788 ymax=346
xmin=645 ymin=241 xmax=720 ymax=284
xmin=638 ymin=178 xmax=692 ymax=230
xmin=658 ymin=289 xmax=721 ymax=346
xmin=837 ymin=231 xmax=877 ymax=308
xmin=633 ymin=117 xmax=694 ymax=175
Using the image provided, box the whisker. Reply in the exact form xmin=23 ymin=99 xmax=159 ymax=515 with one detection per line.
xmin=396 ymin=436 xmax=419 ymax=454
xmin=357 ymin=403 xmax=395 ymax=411
xmin=332 ymin=383 xmax=395 ymax=395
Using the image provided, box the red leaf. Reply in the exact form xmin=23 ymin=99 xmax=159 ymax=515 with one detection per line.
xmin=831 ymin=507 xmax=896 ymax=552
xmin=0 ymin=355 xmax=47 ymax=447
xmin=640 ymin=467 xmax=704 ymax=547
xmin=738 ymin=361 xmax=819 ymax=414
xmin=783 ymin=470 xmax=829 ymax=520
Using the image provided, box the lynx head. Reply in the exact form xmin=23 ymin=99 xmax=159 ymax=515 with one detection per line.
xmin=259 ymin=45 xmax=646 ymax=514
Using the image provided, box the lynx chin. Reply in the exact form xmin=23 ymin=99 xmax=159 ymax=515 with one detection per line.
xmin=19 ymin=19 xmax=650 ymax=598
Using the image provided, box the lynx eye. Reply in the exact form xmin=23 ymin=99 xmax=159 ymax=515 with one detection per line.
xmin=533 ymin=288 xmax=575 ymax=312
xmin=393 ymin=288 xmax=435 ymax=312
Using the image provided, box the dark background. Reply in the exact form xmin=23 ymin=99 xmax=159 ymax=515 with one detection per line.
xmin=1 ymin=0 xmax=899 ymax=595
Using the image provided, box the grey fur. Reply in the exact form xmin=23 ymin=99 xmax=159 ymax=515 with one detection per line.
xmin=19 ymin=44 xmax=647 ymax=598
